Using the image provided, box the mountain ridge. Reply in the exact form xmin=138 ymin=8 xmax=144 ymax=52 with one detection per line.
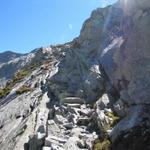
xmin=0 ymin=51 xmax=23 ymax=64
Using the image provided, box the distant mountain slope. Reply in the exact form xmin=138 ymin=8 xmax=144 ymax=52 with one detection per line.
xmin=0 ymin=51 xmax=23 ymax=64
xmin=0 ymin=47 xmax=63 ymax=88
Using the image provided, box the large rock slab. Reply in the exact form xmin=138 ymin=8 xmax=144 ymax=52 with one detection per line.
xmin=110 ymin=105 xmax=150 ymax=150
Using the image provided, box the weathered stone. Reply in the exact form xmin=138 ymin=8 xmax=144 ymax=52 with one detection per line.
xmin=51 ymin=144 xmax=64 ymax=150
xmin=77 ymin=140 xmax=86 ymax=149
xmin=96 ymin=94 xmax=110 ymax=110
xmin=42 ymin=147 xmax=52 ymax=150
xmin=113 ymin=99 xmax=126 ymax=117
xmin=85 ymin=133 xmax=98 ymax=150
xmin=110 ymin=105 xmax=150 ymax=150
xmin=77 ymin=117 xmax=91 ymax=126
xmin=67 ymin=113 xmax=78 ymax=124
xmin=67 ymin=107 xmax=80 ymax=116
xmin=64 ymin=137 xmax=81 ymax=150
xmin=63 ymin=122 xmax=74 ymax=129
xmin=79 ymin=108 xmax=93 ymax=117
xmin=28 ymin=134 xmax=45 ymax=150
xmin=67 ymin=103 xmax=81 ymax=108
xmin=61 ymin=97 xmax=84 ymax=104
xmin=48 ymin=120 xmax=55 ymax=125
xmin=47 ymin=120 xmax=61 ymax=136
xmin=54 ymin=115 xmax=68 ymax=124
xmin=45 ymin=135 xmax=67 ymax=147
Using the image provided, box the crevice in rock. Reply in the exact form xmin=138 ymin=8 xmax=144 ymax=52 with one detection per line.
xmin=99 ymin=63 xmax=120 ymax=103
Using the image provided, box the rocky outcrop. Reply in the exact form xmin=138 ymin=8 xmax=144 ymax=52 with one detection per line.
xmin=0 ymin=52 xmax=35 ymax=88
xmin=47 ymin=43 xmax=105 ymax=104
xmin=0 ymin=45 xmax=63 ymax=150
xmin=47 ymin=0 xmax=150 ymax=149
xmin=0 ymin=46 xmax=63 ymax=88
xmin=98 ymin=1 xmax=150 ymax=149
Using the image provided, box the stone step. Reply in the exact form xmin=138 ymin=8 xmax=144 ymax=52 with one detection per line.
xmin=45 ymin=135 xmax=68 ymax=147
xmin=61 ymin=97 xmax=84 ymax=104
xmin=66 ymin=103 xmax=81 ymax=108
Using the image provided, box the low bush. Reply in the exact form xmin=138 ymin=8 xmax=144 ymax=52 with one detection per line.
xmin=105 ymin=111 xmax=120 ymax=127
xmin=0 ymin=86 xmax=11 ymax=99
xmin=12 ymin=70 xmax=29 ymax=84
xmin=0 ymin=63 xmax=37 ymax=99
xmin=16 ymin=85 xmax=31 ymax=95
xmin=93 ymin=139 xmax=111 ymax=150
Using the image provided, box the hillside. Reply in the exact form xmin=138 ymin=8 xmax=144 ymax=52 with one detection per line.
xmin=0 ymin=51 xmax=23 ymax=64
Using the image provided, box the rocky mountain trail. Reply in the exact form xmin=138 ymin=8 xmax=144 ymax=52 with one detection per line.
xmin=26 ymin=94 xmax=112 ymax=150
xmin=0 ymin=0 xmax=150 ymax=149
xmin=0 ymin=58 xmax=115 ymax=150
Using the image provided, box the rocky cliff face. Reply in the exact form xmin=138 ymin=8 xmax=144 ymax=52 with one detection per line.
xmin=0 ymin=0 xmax=150 ymax=150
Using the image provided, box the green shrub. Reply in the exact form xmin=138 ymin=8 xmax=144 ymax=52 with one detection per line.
xmin=105 ymin=111 xmax=120 ymax=127
xmin=28 ymin=63 xmax=37 ymax=70
xmin=0 ymin=64 xmax=37 ymax=99
xmin=12 ymin=70 xmax=29 ymax=84
xmin=100 ymin=111 xmax=120 ymax=140
xmin=93 ymin=139 xmax=111 ymax=150
xmin=0 ymin=86 xmax=11 ymax=99
xmin=16 ymin=85 xmax=31 ymax=95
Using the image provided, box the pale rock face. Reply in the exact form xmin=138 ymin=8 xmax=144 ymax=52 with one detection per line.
xmin=98 ymin=0 xmax=150 ymax=149
xmin=113 ymin=99 xmax=126 ymax=117
xmin=96 ymin=94 xmax=110 ymax=110
xmin=118 ymin=0 xmax=150 ymax=15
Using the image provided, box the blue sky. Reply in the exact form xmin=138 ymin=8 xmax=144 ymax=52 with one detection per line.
xmin=0 ymin=0 xmax=117 ymax=53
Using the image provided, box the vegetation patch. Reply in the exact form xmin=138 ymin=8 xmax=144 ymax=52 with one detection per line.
xmin=16 ymin=85 xmax=32 ymax=95
xmin=0 ymin=86 xmax=11 ymax=99
xmin=93 ymin=139 xmax=111 ymax=150
xmin=92 ymin=111 xmax=120 ymax=150
xmin=105 ymin=111 xmax=120 ymax=127
xmin=12 ymin=70 xmax=29 ymax=84
xmin=0 ymin=62 xmax=42 ymax=99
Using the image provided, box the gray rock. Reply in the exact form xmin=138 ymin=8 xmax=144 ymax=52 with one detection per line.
xmin=28 ymin=134 xmax=45 ymax=150
xmin=54 ymin=115 xmax=68 ymax=124
xmin=113 ymin=99 xmax=126 ymax=117
xmin=48 ymin=120 xmax=55 ymax=125
xmin=64 ymin=137 xmax=81 ymax=150
xmin=45 ymin=135 xmax=67 ymax=147
xmin=96 ymin=94 xmax=110 ymax=110
xmin=67 ymin=113 xmax=78 ymax=124
xmin=61 ymin=97 xmax=84 ymax=104
xmin=67 ymin=103 xmax=81 ymax=108
xmin=42 ymin=147 xmax=52 ymax=150
xmin=63 ymin=122 xmax=74 ymax=129
xmin=110 ymin=105 xmax=150 ymax=150
xmin=47 ymin=120 xmax=61 ymax=138
xmin=77 ymin=117 xmax=90 ymax=126
xmin=51 ymin=144 xmax=64 ymax=150
xmin=79 ymin=108 xmax=93 ymax=117
xmin=67 ymin=107 xmax=80 ymax=116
